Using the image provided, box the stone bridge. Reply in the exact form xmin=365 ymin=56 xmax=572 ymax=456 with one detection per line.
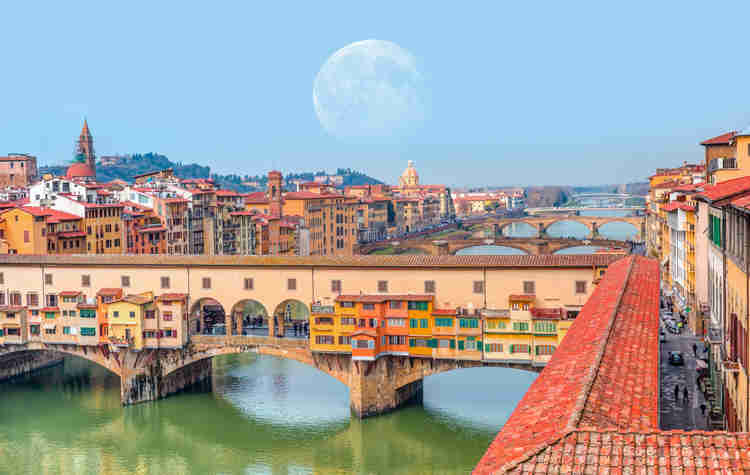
xmin=0 ymin=336 xmax=539 ymax=418
xmin=482 ymin=215 xmax=644 ymax=239
xmin=358 ymin=237 xmax=631 ymax=256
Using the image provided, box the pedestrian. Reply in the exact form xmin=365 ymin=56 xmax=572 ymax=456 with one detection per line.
xmin=700 ymin=403 xmax=706 ymax=416
xmin=674 ymin=384 xmax=680 ymax=403
xmin=683 ymin=386 xmax=689 ymax=403
xmin=693 ymin=343 xmax=697 ymax=357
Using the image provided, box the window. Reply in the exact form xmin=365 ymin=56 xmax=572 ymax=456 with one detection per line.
xmin=81 ymin=275 xmax=90 ymax=287
xmin=523 ymin=281 xmax=535 ymax=294
xmin=30 ymin=325 xmax=40 ymax=335
xmin=486 ymin=320 xmax=506 ymax=330
xmin=161 ymin=277 xmax=170 ymax=289
xmin=435 ymin=317 xmax=453 ymax=327
xmin=513 ymin=321 xmax=529 ymax=331
xmin=162 ymin=311 xmax=174 ymax=321
xmin=575 ymin=281 xmax=587 ymax=294
xmin=464 ymin=340 xmax=477 ymax=351
xmin=510 ymin=344 xmax=531 ymax=354
xmin=536 ymin=345 xmax=556 ymax=355
xmin=145 ymin=310 xmax=156 ymax=319
xmin=369 ymin=318 xmax=377 ymax=328
xmin=26 ymin=292 xmax=39 ymax=307
xmin=486 ymin=343 xmax=503 ymax=353
xmin=315 ymin=335 xmax=335 ymax=345
xmin=377 ymin=280 xmax=388 ymax=292
xmin=387 ymin=318 xmax=405 ymax=327
xmin=354 ymin=339 xmax=373 ymax=349
xmin=338 ymin=335 xmax=351 ymax=345
xmin=387 ymin=335 xmax=406 ymax=345
xmin=389 ymin=301 xmax=402 ymax=309
xmin=202 ymin=277 xmax=211 ymax=289
xmin=407 ymin=301 xmax=428 ymax=311
xmin=45 ymin=274 xmax=53 ymax=285
xmin=534 ymin=321 xmax=556 ymax=333
xmin=10 ymin=292 xmax=21 ymax=306
xmin=315 ymin=317 xmax=334 ymax=325
xmin=244 ymin=278 xmax=253 ymax=290
xmin=409 ymin=338 xmax=429 ymax=348
xmin=63 ymin=326 xmax=71 ymax=335
xmin=69 ymin=310 xmax=76 ymax=317
xmin=340 ymin=317 xmax=355 ymax=326
xmin=459 ymin=318 xmax=478 ymax=329
xmin=113 ymin=311 xmax=119 ymax=317
xmin=45 ymin=328 xmax=56 ymax=335
xmin=473 ymin=281 xmax=484 ymax=294
xmin=331 ymin=280 xmax=342 ymax=292
xmin=409 ymin=318 xmax=419 ymax=329
xmin=0 ymin=293 xmax=4 ymax=306
xmin=340 ymin=301 xmax=355 ymax=308
xmin=45 ymin=294 xmax=57 ymax=307
xmin=438 ymin=339 xmax=453 ymax=348
xmin=24 ymin=230 xmax=30 ymax=243
xmin=0 ymin=272 xmax=3 ymax=284
xmin=287 ymin=278 xmax=296 ymax=291
xmin=424 ymin=280 xmax=436 ymax=293
xmin=129 ymin=311 xmax=135 ymax=318
xmin=80 ymin=309 xmax=96 ymax=318
xmin=420 ymin=318 xmax=429 ymax=328
xmin=121 ymin=275 xmax=130 ymax=287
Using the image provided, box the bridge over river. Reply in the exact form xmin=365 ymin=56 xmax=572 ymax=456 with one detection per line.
xmin=357 ymin=237 xmax=630 ymax=255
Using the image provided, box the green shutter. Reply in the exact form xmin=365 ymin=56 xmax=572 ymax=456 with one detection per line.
xmin=476 ymin=339 xmax=481 ymax=349
xmin=484 ymin=343 xmax=490 ymax=352
xmin=450 ymin=339 xmax=455 ymax=349
xmin=409 ymin=338 xmax=415 ymax=347
xmin=430 ymin=338 xmax=437 ymax=348
xmin=458 ymin=340 xmax=464 ymax=350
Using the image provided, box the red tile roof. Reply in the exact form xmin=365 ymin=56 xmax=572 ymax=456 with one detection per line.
xmin=46 ymin=209 xmax=82 ymax=223
xmin=40 ymin=307 xmax=59 ymax=312
xmin=475 ymin=256 xmax=662 ymax=473
xmin=432 ymin=308 xmax=457 ymax=316
xmin=529 ymin=307 xmax=564 ymax=319
xmin=157 ymin=293 xmax=188 ymax=302
xmin=96 ymin=288 xmax=122 ymax=296
xmin=58 ymin=291 xmax=81 ymax=296
xmin=700 ymin=130 xmax=736 ymax=145
xmin=695 ymin=175 xmax=750 ymax=202
xmin=508 ymin=294 xmax=535 ymax=302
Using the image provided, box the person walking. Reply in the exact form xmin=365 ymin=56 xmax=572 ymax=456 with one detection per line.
xmin=674 ymin=384 xmax=680 ymax=403
xmin=683 ymin=386 xmax=689 ymax=403
xmin=700 ymin=403 xmax=706 ymax=416
xmin=693 ymin=343 xmax=698 ymax=358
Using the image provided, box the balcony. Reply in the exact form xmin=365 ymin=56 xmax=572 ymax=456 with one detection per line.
xmin=708 ymin=157 xmax=737 ymax=172
xmin=109 ymin=336 xmax=134 ymax=348
xmin=311 ymin=304 xmax=335 ymax=314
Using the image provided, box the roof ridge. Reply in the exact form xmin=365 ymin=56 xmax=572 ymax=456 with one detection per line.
xmin=564 ymin=255 xmax=636 ymax=432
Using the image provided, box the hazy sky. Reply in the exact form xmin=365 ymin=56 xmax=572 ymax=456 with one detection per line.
xmin=4 ymin=1 xmax=750 ymax=187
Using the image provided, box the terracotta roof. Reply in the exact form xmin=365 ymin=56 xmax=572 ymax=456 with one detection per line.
xmin=336 ymin=294 xmax=434 ymax=303
xmin=671 ymin=182 xmax=704 ymax=192
xmin=96 ymin=288 xmax=122 ymax=296
xmin=661 ymin=202 xmax=696 ymax=212
xmin=432 ymin=308 xmax=457 ymax=316
xmin=40 ymin=307 xmax=59 ymax=312
xmin=508 ymin=294 xmax=535 ymax=302
xmin=112 ymin=294 xmax=152 ymax=305
xmin=14 ymin=206 xmax=53 ymax=217
xmin=157 ymin=293 xmax=188 ymax=302
xmin=530 ymin=307 xmax=565 ymax=319
xmin=76 ymin=303 xmax=97 ymax=309
xmin=695 ymin=175 xmax=750 ymax=202
xmin=700 ymin=131 xmax=736 ymax=145
xmin=475 ymin=256 xmax=689 ymax=473
xmin=58 ymin=291 xmax=81 ymax=297
xmin=350 ymin=329 xmax=377 ymax=338
xmin=215 ymin=189 xmax=240 ymax=197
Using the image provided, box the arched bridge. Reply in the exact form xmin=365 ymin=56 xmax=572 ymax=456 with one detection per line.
xmin=0 ymin=337 xmax=538 ymax=418
xmin=358 ymin=237 xmax=631 ymax=256
xmin=482 ymin=215 xmax=644 ymax=240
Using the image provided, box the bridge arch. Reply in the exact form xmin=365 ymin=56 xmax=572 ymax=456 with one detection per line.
xmin=230 ymin=299 xmax=269 ymax=336
xmin=452 ymin=243 xmax=530 ymax=255
xmin=0 ymin=345 xmax=121 ymax=376
xmin=596 ymin=218 xmax=641 ymax=239
xmin=190 ymin=298 xmax=228 ymax=336
xmin=272 ymin=299 xmax=310 ymax=338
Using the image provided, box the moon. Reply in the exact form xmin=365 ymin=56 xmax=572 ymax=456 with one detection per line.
xmin=313 ymin=39 xmax=427 ymax=140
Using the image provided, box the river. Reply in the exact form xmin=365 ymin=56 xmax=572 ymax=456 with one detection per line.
xmin=456 ymin=210 xmax=639 ymax=256
xmin=0 ymin=354 xmax=536 ymax=474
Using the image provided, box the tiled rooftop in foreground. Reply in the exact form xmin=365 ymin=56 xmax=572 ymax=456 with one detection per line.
xmin=474 ymin=256 xmax=750 ymax=473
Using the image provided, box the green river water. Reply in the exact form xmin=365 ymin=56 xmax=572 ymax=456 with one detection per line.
xmin=0 ymin=355 xmax=536 ymax=475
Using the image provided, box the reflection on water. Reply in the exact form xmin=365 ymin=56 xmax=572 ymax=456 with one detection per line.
xmin=0 ymin=355 xmax=536 ymax=474
xmin=500 ymin=222 xmax=537 ymax=238
xmin=455 ymin=245 xmax=527 ymax=255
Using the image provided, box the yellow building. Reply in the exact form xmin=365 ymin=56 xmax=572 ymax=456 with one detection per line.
xmin=0 ymin=207 xmax=49 ymax=254
xmin=105 ymin=292 xmax=154 ymax=350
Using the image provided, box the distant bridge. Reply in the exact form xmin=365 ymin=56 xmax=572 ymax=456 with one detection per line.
xmin=525 ymin=206 xmax=645 ymax=215
xmin=357 ymin=237 xmax=630 ymax=256
xmin=470 ymin=215 xmax=644 ymax=240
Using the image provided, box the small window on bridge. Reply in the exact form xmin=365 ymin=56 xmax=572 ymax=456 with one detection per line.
xmin=0 ymin=272 xmax=3 ymax=284
xmin=378 ymin=280 xmax=388 ymax=292
xmin=523 ymin=281 xmax=535 ymax=294
xmin=202 ymin=278 xmax=211 ymax=289
xmin=81 ymin=275 xmax=90 ymax=287
xmin=473 ymin=281 xmax=484 ymax=294
xmin=45 ymin=274 xmax=53 ymax=285
xmin=331 ymin=280 xmax=342 ymax=292
xmin=121 ymin=276 xmax=130 ymax=288
xmin=575 ymin=281 xmax=587 ymax=294
xmin=424 ymin=280 xmax=436 ymax=293
xmin=244 ymin=278 xmax=254 ymax=290
xmin=287 ymin=278 xmax=297 ymax=291
xmin=161 ymin=277 xmax=170 ymax=289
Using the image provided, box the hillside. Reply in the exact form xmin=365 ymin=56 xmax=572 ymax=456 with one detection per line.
xmin=40 ymin=155 xmax=383 ymax=192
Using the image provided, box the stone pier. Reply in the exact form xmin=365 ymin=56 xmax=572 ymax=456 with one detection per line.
xmin=0 ymin=350 xmax=63 ymax=382
xmin=348 ymin=356 xmax=426 ymax=418
xmin=121 ymin=357 xmax=212 ymax=405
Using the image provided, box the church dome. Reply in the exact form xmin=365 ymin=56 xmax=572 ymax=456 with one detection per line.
xmin=66 ymin=162 xmax=95 ymax=180
xmin=400 ymin=160 xmax=419 ymax=186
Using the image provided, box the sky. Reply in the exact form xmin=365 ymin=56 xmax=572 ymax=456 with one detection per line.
xmin=3 ymin=1 xmax=750 ymax=187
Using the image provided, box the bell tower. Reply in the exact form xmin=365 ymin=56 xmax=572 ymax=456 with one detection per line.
xmin=75 ymin=119 xmax=96 ymax=176
xmin=267 ymin=170 xmax=283 ymax=217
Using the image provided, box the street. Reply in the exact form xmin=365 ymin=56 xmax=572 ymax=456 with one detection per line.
xmin=659 ymin=308 xmax=709 ymax=430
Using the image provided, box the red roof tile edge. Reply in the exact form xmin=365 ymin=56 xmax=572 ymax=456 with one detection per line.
xmin=473 ymin=256 xmax=637 ymax=474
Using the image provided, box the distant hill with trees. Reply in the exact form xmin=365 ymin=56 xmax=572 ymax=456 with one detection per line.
xmin=39 ymin=154 xmax=383 ymax=192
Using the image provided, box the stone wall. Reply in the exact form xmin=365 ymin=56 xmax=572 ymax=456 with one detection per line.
xmin=0 ymin=350 xmax=63 ymax=382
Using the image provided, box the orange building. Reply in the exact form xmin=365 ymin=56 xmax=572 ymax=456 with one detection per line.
xmin=0 ymin=207 xmax=52 ymax=254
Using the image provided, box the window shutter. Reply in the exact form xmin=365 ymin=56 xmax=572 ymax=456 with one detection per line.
xmin=409 ymin=338 xmax=415 ymax=347
xmin=484 ymin=343 xmax=490 ymax=352
xmin=458 ymin=340 xmax=464 ymax=350
xmin=450 ymin=339 xmax=455 ymax=349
